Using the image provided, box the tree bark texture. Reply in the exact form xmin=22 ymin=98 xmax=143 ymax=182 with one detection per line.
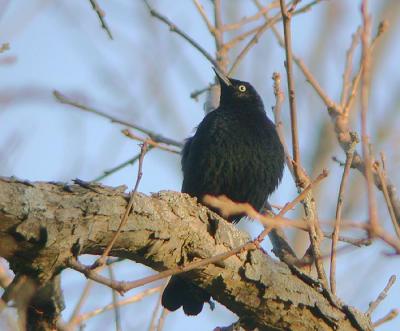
xmin=0 ymin=177 xmax=373 ymax=331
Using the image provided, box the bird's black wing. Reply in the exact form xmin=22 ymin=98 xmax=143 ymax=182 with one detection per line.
xmin=181 ymin=136 xmax=193 ymax=172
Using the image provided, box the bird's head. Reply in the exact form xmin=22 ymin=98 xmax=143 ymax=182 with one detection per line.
xmin=213 ymin=67 xmax=264 ymax=111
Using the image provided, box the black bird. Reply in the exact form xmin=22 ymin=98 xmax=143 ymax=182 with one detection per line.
xmin=161 ymin=68 xmax=285 ymax=316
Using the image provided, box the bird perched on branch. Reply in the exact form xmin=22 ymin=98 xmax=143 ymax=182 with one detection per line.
xmin=161 ymin=68 xmax=285 ymax=316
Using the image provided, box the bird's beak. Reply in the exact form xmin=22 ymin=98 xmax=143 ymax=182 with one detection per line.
xmin=213 ymin=67 xmax=232 ymax=87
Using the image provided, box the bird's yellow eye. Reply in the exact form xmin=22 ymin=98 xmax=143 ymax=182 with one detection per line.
xmin=238 ymin=85 xmax=246 ymax=92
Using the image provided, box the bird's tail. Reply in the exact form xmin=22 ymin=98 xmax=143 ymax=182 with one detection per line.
xmin=161 ymin=276 xmax=211 ymax=316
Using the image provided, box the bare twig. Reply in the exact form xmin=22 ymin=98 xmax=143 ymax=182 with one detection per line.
xmin=67 ymin=280 xmax=94 ymax=326
xmin=272 ymin=72 xmax=295 ymax=177
xmin=68 ymin=240 xmax=258 ymax=294
xmin=156 ymin=308 xmax=168 ymax=331
xmin=148 ymin=280 xmax=169 ymax=331
xmin=330 ymin=132 xmax=358 ymax=294
xmin=360 ymin=0 xmax=378 ymax=235
xmin=374 ymin=157 xmax=400 ymax=238
xmin=229 ymin=12 xmax=281 ymax=75
xmin=372 ymin=309 xmax=399 ymax=328
xmin=108 ymin=265 xmax=122 ymax=331
xmin=367 ymin=275 xmax=396 ymax=315
xmin=206 ymin=169 xmax=328 ymax=243
xmin=222 ymin=2 xmax=277 ymax=31
xmin=93 ymin=148 xmax=154 ymax=182
xmin=143 ymin=0 xmax=218 ymax=68
xmin=70 ymin=287 xmax=162 ymax=326
xmin=269 ymin=72 xmax=297 ymax=263
xmin=344 ymin=20 xmax=388 ymax=116
xmin=53 ymin=90 xmax=183 ymax=148
xmin=279 ymin=0 xmax=302 ymax=181
xmin=340 ymin=27 xmax=362 ymax=108
xmin=193 ymin=0 xmax=215 ymax=35
xmin=91 ymin=142 xmax=149 ymax=269
xmin=88 ymin=0 xmax=113 ymax=39
xmin=122 ymin=129 xmax=180 ymax=154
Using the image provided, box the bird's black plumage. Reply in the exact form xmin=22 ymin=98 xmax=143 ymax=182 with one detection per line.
xmin=161 ymin=68 xmax=285 ymax=316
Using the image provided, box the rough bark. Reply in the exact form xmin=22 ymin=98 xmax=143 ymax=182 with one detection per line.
xmin=0 ymin=177 xmax=373 ymax=331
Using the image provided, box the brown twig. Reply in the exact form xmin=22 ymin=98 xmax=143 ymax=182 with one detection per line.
xmin=278 ymin=0 xmax=327 ymax=286
xmin=340 ymin=27 xmax=362 ymax=108
xmin=91 ymin=142 xmax=149 ymax=269
xmin=269 ymin=71 xmax=297 ymax=263
xmin=143 ymin=0 xmax=218 ymax=68
xmin=330 ymin=132 xmax=358 ymax=294
xmin=277 ymin=0 xmax=304 ymax=182
xmin=367 ymin=275 xmax=396 ymax=315
xmin=156 ymin=308 xmax=168 ymax=331
xmin=222 ymin=2 xmax=277 ymax=31
xmin=53 ymin=90 xmax=183 ymax=148
xmin=360 ymin=0 xmax=378 ymax=235
xmin=122 ymin=129 xmax=180 ymax=154
xmin=374 ymin=156 xmax=400 ymax=238
xmin=88 ymin=0 xmax=113 ymax=39
xmin=229 ymin=12 xmax=281 ymax=75
xmin=206 ymin=169 xmax=328 ymax=238
xmin=68 ymin=240 xmax=257 ymax=294
xmin=68 ymin=286 xmax=162 ymax=326
xmin=193 ymin=0 xmax=215 ymax=36
xmin=108 ymin=265 xmax=122 ymax=331
xmin=93 ymin=148 xmax=154 ymax=182
xmin=66 ymin=280 xmax=94 ymax=327
xmin=272 ymin=72 xmax=295 ymax=177
xmin=148 ymin=279 xmax=169 ymax=331
xmin=372 ymin=309 xmax=399 ymax=328
xmin=343 ymin=20 xmax=388 ymax=116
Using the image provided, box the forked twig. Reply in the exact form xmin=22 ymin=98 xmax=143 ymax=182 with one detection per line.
xmin=330 ymin=132 xmax=358 ymax=294
xmin=367 ymin=275 xmax=396 ymax=315
xmin=91 ymin=142 xmax=149 ymax=269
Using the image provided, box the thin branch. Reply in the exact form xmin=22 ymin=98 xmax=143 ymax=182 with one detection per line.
xmin=367 ymin=275 xmax=396 ymax=315
xmin=343 ymin=20 xmax=388 ymax=116
xmin=53 ymin=90 xmax=183 ymax=148
xmin=205 ymin=169 xmax=329 ymax=243
xmin=93 ymin=149 xmax=153 ymax=182
xmin=156 ymin=308 xmax=168 ymax=331
xmin=222 ymin=2 xmax=277 ymax=31
xmin=91 ymin=142 xmax=149 ymax=269
xmin=143 ymin=0 xmax=218 ymax=68
xmin=108 ymin=265 xmax=122 ymax=331
xmin=269 ymin=72 xmax=297 ymax=263
xmin=122 ymin=129 xmax=180 ymax=154
xmin=372 ymin=309 xmax=399 ymax=328
xmin=272 ymin=72 xmax=294 ymax=177
xmin=278 ymin=0 xmax=327 ymax=286
xmin=67 ymin=280 xmax=94 ymax=326
xmin=88 ymin=0 xmax=113 ymax=39
xmin=374 ymin=158 xmax=400 ymax=238
xmin=229 ymin=12 xmax=281 ymax=75
xmin=330 ymin=132 xmax=358 ymax=294
xmin=340 ymin=27 xmax=362 ymax=108
xmin=193 ymin=0 xmax=215 ymax=35
xmin=68 ymin=240 xmax=258 ymax=295
xmin=360 ymin=0 xmax=378 ymax=234
xmin=148 ymin=280 xmax=168 ymax=331
xmin=70 ymin=287 xmax=162 ymax=326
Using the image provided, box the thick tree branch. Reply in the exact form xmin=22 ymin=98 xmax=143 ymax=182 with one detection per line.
xmin=0 ymin=177 xmax=374 ymax=331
